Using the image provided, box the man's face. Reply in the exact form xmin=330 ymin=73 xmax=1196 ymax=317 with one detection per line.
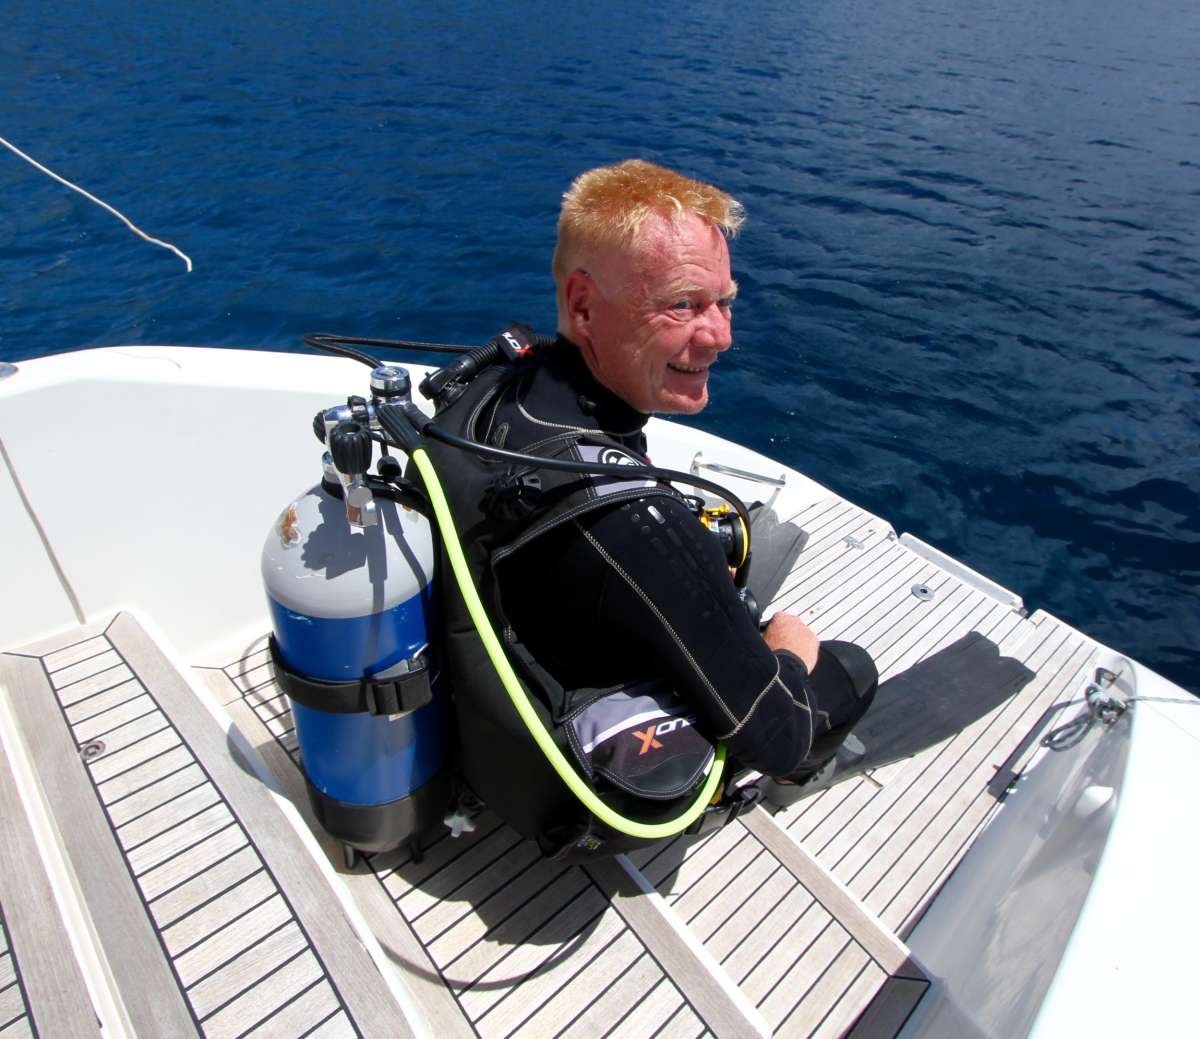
xmin=574 ymin=212 xmax=736 ymax=415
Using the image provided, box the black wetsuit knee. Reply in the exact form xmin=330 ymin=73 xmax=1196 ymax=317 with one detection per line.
xmin=820 ymin=640 xmax=878 ymax=703
xmin=790 ymin=640 xmax=878 ymax=774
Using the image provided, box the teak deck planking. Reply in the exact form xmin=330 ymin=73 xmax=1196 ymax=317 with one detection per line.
xmin=0 ymin=491 xmax=1099 ymax=1037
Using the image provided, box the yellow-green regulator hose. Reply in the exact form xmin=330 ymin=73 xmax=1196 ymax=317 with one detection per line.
xmin=410 ymin=447 xmax=726 ymax=840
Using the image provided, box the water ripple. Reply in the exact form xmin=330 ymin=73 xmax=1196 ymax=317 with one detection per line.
xmin=1 ymin=0 xmax=1196 ymax=692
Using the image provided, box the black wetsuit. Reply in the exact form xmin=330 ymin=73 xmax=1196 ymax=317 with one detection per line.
xmin=492 ymin=338 xmax=877 ymax=779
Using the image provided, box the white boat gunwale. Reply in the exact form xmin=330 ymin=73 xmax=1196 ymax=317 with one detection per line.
xmin=1 ymin=344 xmax=1194 ymax=1038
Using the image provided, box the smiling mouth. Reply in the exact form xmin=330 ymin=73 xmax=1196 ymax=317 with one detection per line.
xmin=667 ymin=362 xmax=709 ymax=374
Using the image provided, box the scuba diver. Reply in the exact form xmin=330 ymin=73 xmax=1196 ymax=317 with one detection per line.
xmin=421 ymin=160 xmax=879 ymax=855
xmin=275 ymin=160 xmax=1033 ymax=865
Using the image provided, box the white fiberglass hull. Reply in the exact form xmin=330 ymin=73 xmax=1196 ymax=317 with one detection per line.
xmin=0 ymin=345 xmax=1194 ymax=1038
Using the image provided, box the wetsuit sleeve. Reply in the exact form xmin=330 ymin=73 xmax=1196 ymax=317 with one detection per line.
xmin=566 ymin=495 xmax=816 ymax=776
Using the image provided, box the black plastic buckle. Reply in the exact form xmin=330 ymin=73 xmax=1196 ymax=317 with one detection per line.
xmin=685 ymin=783 xmax=762 ymax=837
xmin=364 ymin=657 xmax=432 ymax=716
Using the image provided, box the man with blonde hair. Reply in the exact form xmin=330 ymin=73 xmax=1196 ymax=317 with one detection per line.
xmin=550 ymin=159 xmax=742 ymax=416
xmin=431 ymin=160 xmax=876 ymax=851
xmin=518 ymin=160 xmax=874 ymax=775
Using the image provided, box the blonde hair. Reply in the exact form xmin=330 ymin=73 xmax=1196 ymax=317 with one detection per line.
xmin=552 ymin=159 xmax=744 ymax=284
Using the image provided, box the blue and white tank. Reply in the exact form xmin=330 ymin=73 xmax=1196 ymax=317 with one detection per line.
xmin=261 ymin=480 xmax=443 ymax=807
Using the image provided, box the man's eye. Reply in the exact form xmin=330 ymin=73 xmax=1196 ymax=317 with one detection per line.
xmin=718 ymin=297 xmax=735 ymax=310
xmin=670 ymin=300 xmax=695 ymax=311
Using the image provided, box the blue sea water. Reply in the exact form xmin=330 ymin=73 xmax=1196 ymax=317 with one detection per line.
xmin=2 ymin=0 xmax=1197 ymax=693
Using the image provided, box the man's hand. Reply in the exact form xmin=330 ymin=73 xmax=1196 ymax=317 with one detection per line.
xmin=763 ymin=611 xmax=820 ymax=673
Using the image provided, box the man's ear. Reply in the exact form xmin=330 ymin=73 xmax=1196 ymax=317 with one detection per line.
xmin=563 ymin=270 xmax=593 ymax=340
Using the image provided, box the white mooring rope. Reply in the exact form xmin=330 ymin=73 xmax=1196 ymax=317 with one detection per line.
xmin=1 ymin=134 xmax=193 ymax=272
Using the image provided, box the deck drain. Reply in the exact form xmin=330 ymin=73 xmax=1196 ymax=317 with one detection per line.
xmin=911 ymin=583 xmax=935 ymax=602
xmin=79 ymin=740 xmax=106 ymax=761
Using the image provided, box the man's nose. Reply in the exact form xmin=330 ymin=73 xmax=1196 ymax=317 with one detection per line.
xmin=697 ymin=302 xmax=733 ymax=352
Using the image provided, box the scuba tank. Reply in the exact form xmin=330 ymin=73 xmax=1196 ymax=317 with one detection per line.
xmin=262 ymin=370 xmax=449 ymax=866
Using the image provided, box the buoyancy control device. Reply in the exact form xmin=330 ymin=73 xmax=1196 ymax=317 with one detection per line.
xmin=263 ymin=329 xmax=765 ymax=863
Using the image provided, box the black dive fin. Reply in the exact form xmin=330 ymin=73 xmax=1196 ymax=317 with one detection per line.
xmin=771 ymin=632 xmax=1035 ymax=803
xmin=747 ymin=507 xmax=809 ymax=607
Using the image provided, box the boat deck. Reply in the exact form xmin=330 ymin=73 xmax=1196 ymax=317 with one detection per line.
xmin=0 ymin=494 xmax=1098 ymax=1038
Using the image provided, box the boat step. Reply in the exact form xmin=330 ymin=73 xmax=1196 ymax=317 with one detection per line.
xmin=0 ymin=726 xmax=99 ymax=1037
xmin=196 ymin=493 xmax=1092 ymax=1037
xmin=207 ymin=640 xmax=933 ymax=1038
xmin=599 ymin=809 xmax=929 ymax=1038
xmin=0 ymin=613 xmax=420 ymax=1038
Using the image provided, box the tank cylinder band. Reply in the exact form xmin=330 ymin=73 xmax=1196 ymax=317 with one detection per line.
xmin=269 ymin=636 xmax=432 ymax=715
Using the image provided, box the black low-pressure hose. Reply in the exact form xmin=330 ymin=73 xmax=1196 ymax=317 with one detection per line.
xmin=418 ymin=329 xmax=557 ymax=401
xmin=303 ymin=332 xmax=474 ymax=369
xmin=414 ymin=419 xmax=755 ymax=589
xmin=418 ymin=342 xmax=503 ymax=401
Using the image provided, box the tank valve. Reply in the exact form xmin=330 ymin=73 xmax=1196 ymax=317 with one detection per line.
xmin=329 ymin=420 xmax=377 ymax=527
